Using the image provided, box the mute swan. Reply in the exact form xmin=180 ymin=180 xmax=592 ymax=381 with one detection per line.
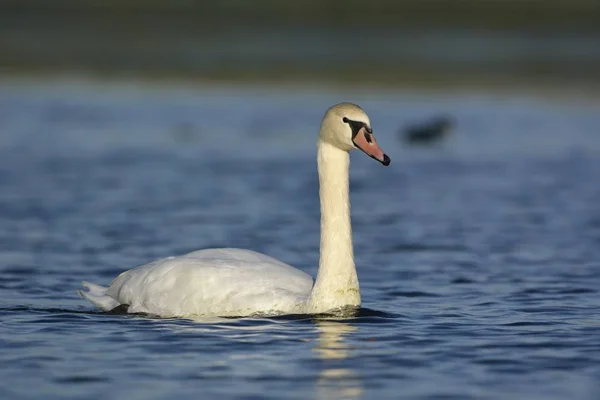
xmin=78 ymin=103 xmax=390 ymax=318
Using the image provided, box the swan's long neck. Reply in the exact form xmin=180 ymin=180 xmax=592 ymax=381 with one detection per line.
xmin=306 ymin=140 xmax=360 ymax=312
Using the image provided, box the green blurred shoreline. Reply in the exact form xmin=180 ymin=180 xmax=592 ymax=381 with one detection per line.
xmin=1 ymin=0 xmax=599 ymax=90
xmin=3 ymin=0 xmax=600 ymax=30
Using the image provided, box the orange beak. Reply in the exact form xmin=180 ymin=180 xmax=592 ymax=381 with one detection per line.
xmin=352 ymin=127 xmax=390 ymax=166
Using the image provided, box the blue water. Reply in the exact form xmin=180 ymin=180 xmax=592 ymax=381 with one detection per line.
xmin=1 ymin=79 xmax=600 ymax=399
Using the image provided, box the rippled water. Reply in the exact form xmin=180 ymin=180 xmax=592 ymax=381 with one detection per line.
xmin=1 ymin=79 xmax=600 ymax=399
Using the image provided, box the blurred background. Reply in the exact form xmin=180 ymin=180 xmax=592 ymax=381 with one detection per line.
xmin=1 ymin=1 xmax=600 ymax=400
xmin=2 ymin=0 xmax=600 ymax=87
xmin=1 ymin=0 xmax=599 ymax=159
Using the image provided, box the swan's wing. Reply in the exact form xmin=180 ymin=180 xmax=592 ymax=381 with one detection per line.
xmin=104 ymin=248 xmax=313 ymax=317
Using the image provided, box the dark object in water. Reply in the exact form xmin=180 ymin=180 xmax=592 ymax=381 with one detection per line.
xmin=402 ymin=116 xmax=455 ymax=145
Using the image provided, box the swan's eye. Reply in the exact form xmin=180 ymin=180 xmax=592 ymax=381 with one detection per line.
xmin=344 ymin=118 xmax=369 ymax=140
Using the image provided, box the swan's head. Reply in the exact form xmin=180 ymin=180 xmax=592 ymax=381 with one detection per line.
xmin=320 ymin=103 xmax=390 ymax=166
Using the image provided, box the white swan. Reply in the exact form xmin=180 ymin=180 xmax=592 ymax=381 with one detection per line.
xmin=78 ymin=103 xmax=390 ymax=318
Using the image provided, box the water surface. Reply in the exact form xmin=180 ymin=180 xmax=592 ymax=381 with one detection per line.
xmin=1 ymin=79 xmax=599 ymax=399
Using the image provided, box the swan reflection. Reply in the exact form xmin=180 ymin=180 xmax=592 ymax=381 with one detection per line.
xmin=314 ymin=320 xmax=363 ymax=400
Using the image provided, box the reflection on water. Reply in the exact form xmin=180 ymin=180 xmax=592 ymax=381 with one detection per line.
xmin=314 ymin=320 xmax=362 ymax=400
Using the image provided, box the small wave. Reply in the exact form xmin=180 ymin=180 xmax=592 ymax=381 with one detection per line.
xmin=386 ymin=290 xmax=440 ymax=298
xmin=384 ymin=243 xmax=467 ymax=254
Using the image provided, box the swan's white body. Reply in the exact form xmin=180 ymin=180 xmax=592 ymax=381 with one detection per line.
xmin=82 ymin=249 xmax=313 ymax=317
xmin=78 ymin=103 xmax=389 ymax=318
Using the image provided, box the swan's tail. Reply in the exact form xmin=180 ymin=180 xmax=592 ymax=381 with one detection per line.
xmin=77 ymin=281 xmax=120 ymax=311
